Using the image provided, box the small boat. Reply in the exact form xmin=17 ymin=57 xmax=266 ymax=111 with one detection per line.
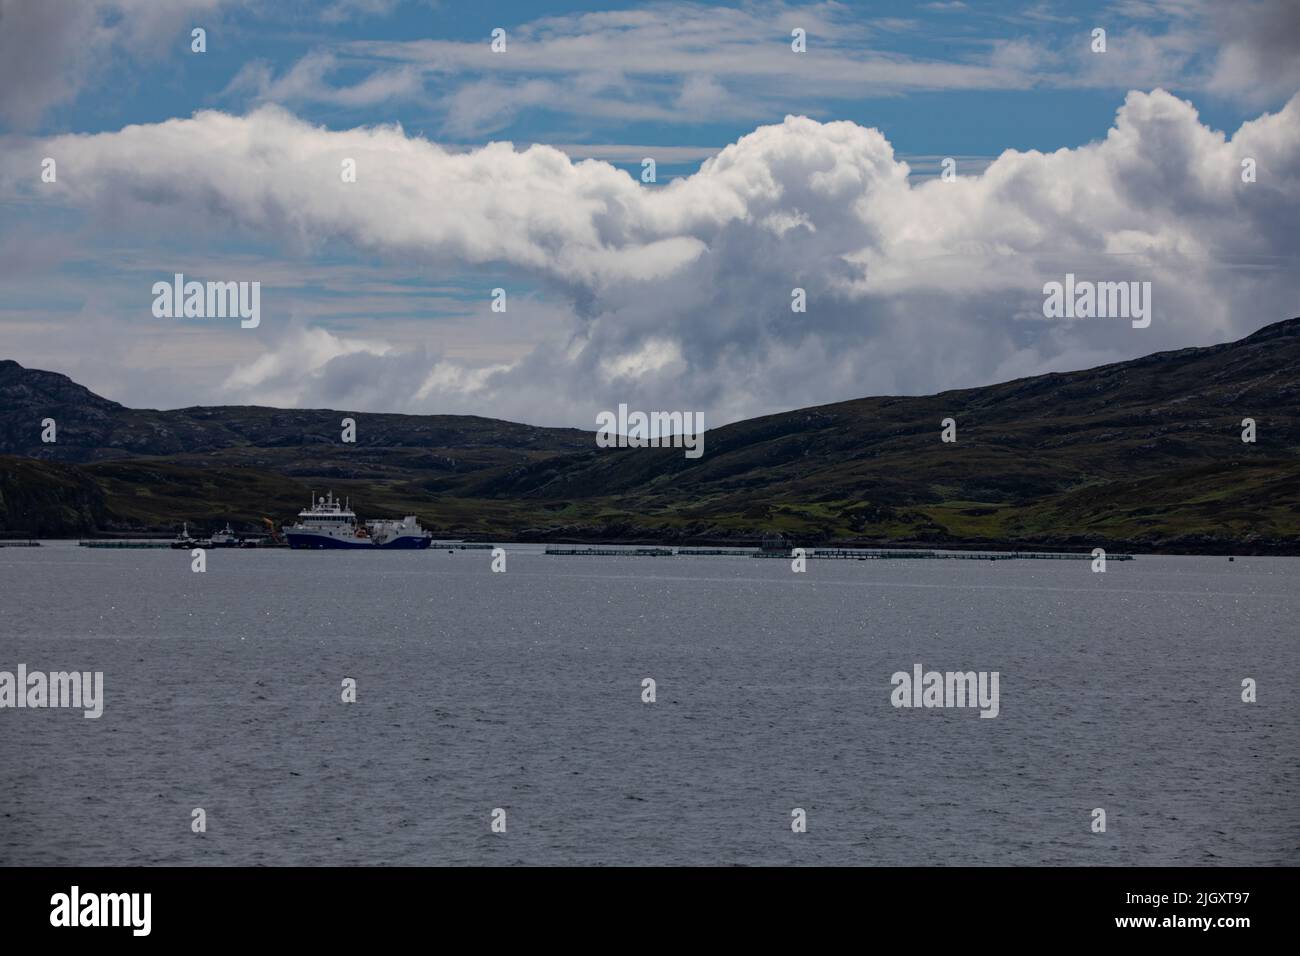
xmin=170 ymin=522 xmax=199 ymax=549
xmin=209 ymin=523 xmax=241 ymax=548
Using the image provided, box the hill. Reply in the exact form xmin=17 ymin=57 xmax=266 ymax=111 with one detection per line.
xmin=2 ymin=318 xmax=1298 ymax=552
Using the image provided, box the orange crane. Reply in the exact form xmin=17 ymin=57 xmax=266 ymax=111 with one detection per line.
xmin=261 ymin=516 xmax=284 ymax=545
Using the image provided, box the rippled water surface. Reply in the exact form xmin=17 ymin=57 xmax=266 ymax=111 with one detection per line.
xmin=1 ymin=543 xmax=1296 ymax=865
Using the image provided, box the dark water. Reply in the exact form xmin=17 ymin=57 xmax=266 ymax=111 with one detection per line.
xmin=1 ymin=544 xmax=1296 ymax=866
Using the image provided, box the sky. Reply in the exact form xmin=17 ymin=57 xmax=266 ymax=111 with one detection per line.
xmin=0 ymin=0 xmax=1298 ymax=429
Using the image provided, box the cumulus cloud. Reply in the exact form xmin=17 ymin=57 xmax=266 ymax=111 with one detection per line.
xmin=2 ymin=89 xmax=1298 ymax=427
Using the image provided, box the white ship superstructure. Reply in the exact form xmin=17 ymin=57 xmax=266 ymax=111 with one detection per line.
xmin=210 ymin=523 xmax=240 ymax=547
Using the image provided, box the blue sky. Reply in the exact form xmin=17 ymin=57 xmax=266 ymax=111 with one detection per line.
xmin=1 ymin=0 xmax=1298 ymax=425
xmin=32 ymin=1 xmax=1267 ymax=158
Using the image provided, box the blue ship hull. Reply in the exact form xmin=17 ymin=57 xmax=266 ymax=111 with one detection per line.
xmin=286 ymin=533 xmax=432 ymax=550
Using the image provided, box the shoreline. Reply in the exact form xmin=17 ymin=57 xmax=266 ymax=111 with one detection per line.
xmin=5 ymin=534 xmax=1296 ymax=558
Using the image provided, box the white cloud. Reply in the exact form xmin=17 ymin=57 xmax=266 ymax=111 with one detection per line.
xmin=2 ymin=88 xmax=1298 ymax=427
xmin=235 ymin=0 xmax=1295 ymax=134
xmin=548 ymin=143 xmax=721 ymax=164
xmin=320 ymin=0 xmax=404 ymax=24
xmin=223 ymin=325 xmax=392 ymax=394
xmin=319 ymin=2 xmax=1044 ymax=135
xmin=222 ymin=51 xmax=425 ymax=109
xmin=7 ymin=0 xmax=1296 ymax=141
xmin=601 ymin=337 xmax=686 ymax=382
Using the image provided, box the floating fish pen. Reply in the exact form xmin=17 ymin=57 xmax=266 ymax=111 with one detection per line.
xmin=994 ymin=550 xmax=1135 ymax=561
xmin=807 ymin=549 xmax=937 ymax=560
xmin=434 ymin=542 xmax=497 ymax=550
xmin=680 ymin=548 xmax=758 ymax=556
xmin=757 ymin=548 xmax=1134 ymax=561
xmin=546 ymin=547 xmax=674 ymax=556
xmin=0 ymin=540 xmax=41 ymax=547
xmin=749 ymin=548 xmax=929 ymax=559
xmin=78 ymin=539 xmax=173 ymax=549
xmin=539 ymin=545 xmax=1134 ymax=561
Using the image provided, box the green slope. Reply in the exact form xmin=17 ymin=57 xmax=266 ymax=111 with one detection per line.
xmin=2 ymin=317 xmax=1298 ymax=552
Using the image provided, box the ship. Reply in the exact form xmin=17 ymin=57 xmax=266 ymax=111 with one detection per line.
xmin=169 ymin=522 xmax=206 ymax=549
xmin=209 ymin=523 xmax=241 ymax=547
xmin=284 ymin=492 xmax=432 ymax=550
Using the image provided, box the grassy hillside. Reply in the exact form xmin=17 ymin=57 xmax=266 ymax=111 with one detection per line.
xmin=2 ymin=317 xmax=1298 ymax=552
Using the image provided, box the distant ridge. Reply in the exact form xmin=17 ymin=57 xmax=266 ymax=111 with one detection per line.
xmin=2 ymin=317 xmax=1299 ymax=552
